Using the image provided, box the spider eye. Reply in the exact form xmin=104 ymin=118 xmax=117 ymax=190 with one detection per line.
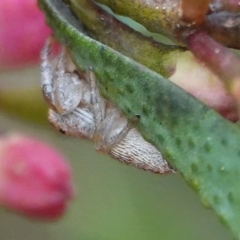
xmin=59 ymin=129 xmax=66 ymax=134
xmin=135 ymin=114 xmax=141 ymax=119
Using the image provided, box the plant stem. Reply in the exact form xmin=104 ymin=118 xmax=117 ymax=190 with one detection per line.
xmin=179 ymin=0 xmax=210 ymax=26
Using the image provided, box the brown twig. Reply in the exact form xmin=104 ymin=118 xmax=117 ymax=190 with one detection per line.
xmin=179 ymin=0 xmax=210 ymax=26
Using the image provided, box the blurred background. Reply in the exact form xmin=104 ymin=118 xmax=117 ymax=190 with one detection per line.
xmin=0 ymin=66 xmax=232 ymax=240
xmin=0 ymin=0 xmax=233 ymax=238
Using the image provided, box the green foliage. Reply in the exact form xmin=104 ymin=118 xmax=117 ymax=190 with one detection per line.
xmin=39 ymin=0 xmax=240 ymax=238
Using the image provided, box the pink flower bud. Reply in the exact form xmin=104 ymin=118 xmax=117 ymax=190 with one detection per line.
xmin=0 ymin=0 xmax=51 ymax=69
xmin=0 ymin=133 xmax=74 ymax=220
xmin=170 ymin=51 xmax=238 ymax=122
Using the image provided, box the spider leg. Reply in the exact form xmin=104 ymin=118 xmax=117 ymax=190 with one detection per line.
xmin=96 ymin=106 xmax=134 ymax=151
xmin=86 ymin=68 xmax=106 ymax=135
xmin=52 ymin=47 xmax=83 ymax=114
xmin=40 ymin=37 xmax=83 ymax=115
xmin=40 ymin=37 xmax=56 ymax=110
xmin=48 ymin=107 xmax=95 ymax=139
xmin=86 ymin=68 xmax=133 ymax=151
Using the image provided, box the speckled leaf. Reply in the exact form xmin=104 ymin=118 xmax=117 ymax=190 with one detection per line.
xmin=38 ymin=0 xmax=240 ymax=238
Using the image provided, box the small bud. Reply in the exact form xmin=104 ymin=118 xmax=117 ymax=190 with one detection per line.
xmin=0 ymin=133 xmax=74 ymax=220
xmin=0 ymin=0 xmax=51 ymax=69
xmin=170 ymin=51 xmax=238 ymax=122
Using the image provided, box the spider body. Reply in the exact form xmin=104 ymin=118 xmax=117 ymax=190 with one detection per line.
xmin=40 ymin=39 xmax=174 ymax=174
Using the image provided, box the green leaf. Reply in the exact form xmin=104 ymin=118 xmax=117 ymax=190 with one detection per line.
xmin=38 ymin=0 xmax=240 ymax=237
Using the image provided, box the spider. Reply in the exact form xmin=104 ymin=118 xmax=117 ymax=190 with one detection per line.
xmin=40 ymin=38 xmax=174 ymax=174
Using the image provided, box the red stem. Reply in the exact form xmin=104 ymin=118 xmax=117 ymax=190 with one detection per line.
xmin=186 ymin=30 xmax=240 ymax=114
xmin=186 ymin=31 xmax=240 ymax=81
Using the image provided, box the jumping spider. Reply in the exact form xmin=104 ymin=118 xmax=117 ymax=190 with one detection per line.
xmin=40 ymin=38 xmax=174 ymax=174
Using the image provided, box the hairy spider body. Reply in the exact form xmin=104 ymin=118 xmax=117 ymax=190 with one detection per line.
xmin=40 ymin=39 xmax=174 ymax=174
